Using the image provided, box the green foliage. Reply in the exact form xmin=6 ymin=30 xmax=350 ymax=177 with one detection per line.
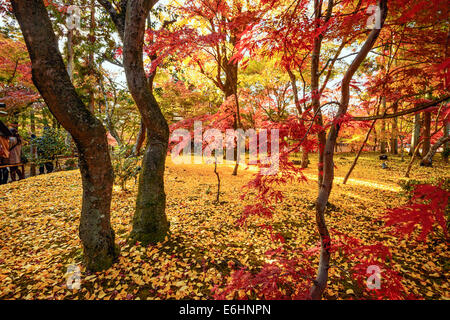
xmin=398 ymin=177 xmax=450 ymax=199
xmin=64 ymin=158 xmax=77 ymax=170
xmin=34 ymin=128 xmax=69 ymax=165
xmin=111 ymin=145 xmax=142 ymax=191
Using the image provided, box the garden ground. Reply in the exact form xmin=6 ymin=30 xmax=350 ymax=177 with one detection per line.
xmin=0 ymin=153 xmax=448 ymax=299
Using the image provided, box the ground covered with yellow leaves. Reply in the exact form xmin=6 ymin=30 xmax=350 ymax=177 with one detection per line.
xmin=0 ymin=153 xmax=448 ymax=300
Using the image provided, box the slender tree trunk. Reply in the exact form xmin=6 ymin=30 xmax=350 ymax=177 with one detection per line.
xmin=373 ymin=126 xmax=378 ymax=151
xmin=232 ymin=92 xmax=241 ymax=176
xmin=122 ymin=0 xmax=170 ymax=244
xmin=390 ymin=104 xmax=398 ymax=154
xmin=343 ymin=120 xmax=376 ymax=184
xmin=310 ymin=1 xmax=327 ymax=187
xmin=444 ymin=121 xmax=449 ymax=163
xmin=380 ymin=97 xmax=387 ymax=153
xmin=12 ymin=0 xmax=118 ymax=271
xmin=410 ymin=113 xmax=421 ymax=155
xmin=214 ymin=154 xmax=220 ymax=204
xmin=310 ymin=0 xmax=387 ymax=299
xmin=405 ymin=140 xmax=424 ymax=177
xmin=30 ymin=106 xmax=36 ymax=176
xmin=422 ymin=111 xmax=431 ymax=156
xmin=99 ymin=78 xmax=122 ymax=146
xmin=287 ymin=68 xmax=309 ymax=168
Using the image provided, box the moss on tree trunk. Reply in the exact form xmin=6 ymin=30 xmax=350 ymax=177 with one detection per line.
xmin=130 ymin=136 xmax=169 ymax=245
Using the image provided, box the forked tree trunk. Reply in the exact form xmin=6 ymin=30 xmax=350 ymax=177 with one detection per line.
xmin=12 ymin=0 xmax=118 ymax=271
xmin=310 ymin=0 xmax=387 ymax=299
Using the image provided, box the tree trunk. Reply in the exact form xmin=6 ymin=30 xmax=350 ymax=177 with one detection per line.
xmin=310 ymin=0 xmax=387 ymax=299
xmin=420 ymin=136 xmax=450 ymax=167
xmin=132 ymin=119 xmax=146 ymax=156
xmin=122 ymin=0 xmax=170 ymax=244
xmin=310 ymin=2 xmax=327 ymax=187
xmin=30 ymin=106 xmax=36 ymax=176
xmin=390 ymin=103 xmax=398 ymax=154
xmin=444 ymin=121 xmax=449 ymax=163
xmin=214 ymin=154 xmax=220 ymax=204
xmin=301 ymin=148 xmax=309 ymax=168
xmin=410 ymin=113 xmax=421 ymax=155
xmin=12 ymin=0 xmax=118 ymax=271
xmin=99 ymin=77 xmax=122 ymax=146
xmin=372 ymin=126 xmax=378 ymax=151
xmin=422 ymin=111 xmax=431 ymax=156
xmin=405 ymin=139 xmax=424 ymax=177
xmin=287 ymin=68 xmax=309 ymax=168
xmin=343 ymin=120 xmax=376 ymax=184
xmin=380 ymin=97 xmax=387 ymax=153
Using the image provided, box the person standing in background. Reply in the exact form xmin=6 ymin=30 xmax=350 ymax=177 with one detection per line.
xmin=8 ymin=128 xmax=24 ymax=181
xmin=0 ymin=135 xmax=9 ymax=184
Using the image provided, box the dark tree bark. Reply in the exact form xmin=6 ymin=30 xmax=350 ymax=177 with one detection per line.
xmin=444 ymin=121 xmax=449 ymax=163
xmin=422 ymin=111 xmax=431 ymax=156
xmin=132 ymin=119 xmax=146 ymax=157
xmin=30 ymin=105 xmax=37 ymax=176
xmin=310 ymin=0 xmax=333 ymax=187
xmin=390 ymin=103 xmax=398 ymax=154
xmin=12 ymin=0 xmax=118 ymax=271
xmin=310 ymin=0 xmax=388 ymax=300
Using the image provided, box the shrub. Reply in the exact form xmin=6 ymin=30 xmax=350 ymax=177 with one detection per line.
xmin=111 ymin=145 xmax=142 ymax=191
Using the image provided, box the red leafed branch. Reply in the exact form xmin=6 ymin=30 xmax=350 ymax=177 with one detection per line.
xmin=382 ymin=183 xmax=449 ymax=242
